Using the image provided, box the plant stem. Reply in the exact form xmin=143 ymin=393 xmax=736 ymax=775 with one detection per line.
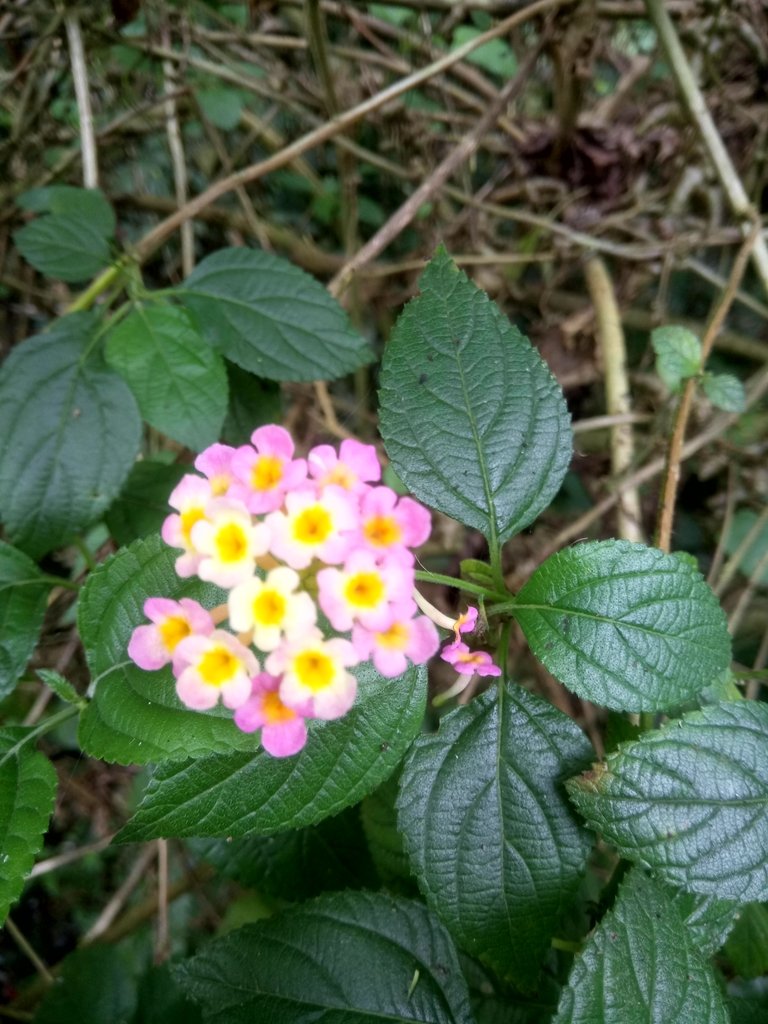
xmin=654 ymin=223 xmax=760 ymax=552
xmin=64 ymin=12 xmax=98 ymax=188
xmin=414 ymin=569 xmax=507 ymax=601
xmin=584 ymin=256 xmax=643 ymax=544
xmin=0 ymin=705 xmax=79 ymax=770
xmin=128 ymin=0 xmax=576 ymax=267
xmin=643 ymin=0 xmax=768 ymax=292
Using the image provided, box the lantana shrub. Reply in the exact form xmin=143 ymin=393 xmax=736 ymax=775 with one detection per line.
xmin=1 ymin=218 xmax=765 ymax=1022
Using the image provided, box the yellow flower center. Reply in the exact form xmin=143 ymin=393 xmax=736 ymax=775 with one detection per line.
xmin=295 ymin=650 xmax=334 ymax=691
xmin=262 ymin=691 xmax=296 ymax=725
xmin=363 ymin=515 xmax=402 ymax=548
xmin=252 ymin=455 xmax=283 ymax=492
xmin=215 ymin=523 xmax=248 ymax=563
xmin=253 ymin=589 xmax=286 ymax=627
xmin=181 ymin=506 xmax=205 ymax=546
xmin=159 ymin=615 xmax=191 ymax=651
xmin=210 ymin=473 xmax=230 ymax=496
xmin=325 ymin=464 xmax=356 ymax=489
xmin=199 ymin=646 xmax=240 ymax=686
xmin=377 ymin=622 xmax=409 ymax=650
xmin=293 ymin=506 xmax=332 ymax=545
xmin=344 ymin=571 xmax=385 ymax=609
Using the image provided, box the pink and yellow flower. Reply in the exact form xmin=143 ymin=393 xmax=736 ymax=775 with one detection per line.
xmin=355 ymin=487 xmax=431 ymax=560
xmin=195 ymin=443 xmax=237 ymax=497
xmin=265 ymin=486 xmax=357 ymax=570
xmin=352 ymin=614 xmax=439 ymax=678
xmin=230 ymin=425 xmax=307 ymax=514
xmin=440 ymin=641 xmax=501 ymax=677
xmin=228 ymin=566 xmax=317 ymax=651
xmin=172 ymin=629 xmax=259 ymax=710
xmin=317 ymin=549 xmax=415 ymax=633
xmin=190 ymin=498 xmax=270 ymax=588
xmin=233 ymin=672 xmax=308 ymax=756
xmin=128 ymin=597 xmax=214 ymax=670
xmin=307 ymin=438 xmax=380 ymax=493
xmin=267 ymin=630 xmax=357 ymax=720
xmin=161 ymin=474 xmax=213 ymax=577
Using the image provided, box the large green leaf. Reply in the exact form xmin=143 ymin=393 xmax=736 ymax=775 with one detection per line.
xmin=398 ymin=683 xmax=593 ymax=989
xmin=0 ymin=728 xmax=57 ymax=925
xmin=117 ymin=659 xmax=426 ymax=840
xmin=18 ymin=185 xmax=116 ymax=236
xmin=221 ymin=362 xmax=282 ymax=447
xmin=14 ymin=215 xmax=111 ymax=282
xmin=361 ymin=773 xmax=414 ymax=887
xmin=725 ymin=903 xmax=768 ymax=978
xmin=554 ymin=870 xmax=729 ymax=1023
xmin=105 ymin=304 xmax=228 ymax=451
xmin=178 ymin=248 xmax=374 ymax=381
xmin=34 ymin=947 xmax=137 ymax=1024
xmin=379 ymin=248 xmax=571 ymax=545
xmin=0 ymin=314 xmax=142 ymax=558
xmin=78 ymin=534 xmax=256 ymax=764
xmin=193 ymin=806 xmax=377 ymax=900
xmin=0 ymin=542 xmax=51 ymax=698
xmin=512 ymin=540 xmax=731 ymax=712
xmin=104 ymin=460 xmax=188 ymax=546
xmin=173 ymin=891 xmax=474 ymax=1024
xmin=567 ymin=702 xmax=768 ymax=902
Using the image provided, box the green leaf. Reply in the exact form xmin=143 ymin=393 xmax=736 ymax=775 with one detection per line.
xmin=178 ymin=248 xmax=374 ymax=381
xmin=37 ymin=669 xmax=81 ymax=705
xmin=0 ymin=314 xmax=142 ymax=558
xmin=195 ymin=85 xmax=243 ymax=130
xmin=567 ymin=702 xmax=768 ymax=902
xmin=451 ymin=27 xmax=518 ymax=77
xmin=105 ymin=304 xmax=228 ymax=451
xmin=398 ymin=683 xmax=593 ymax=990
xmin=221 ymin=362 xmax=282 ymax=447
xmin=104 ymin=460 xmax=188 ymax=546
xmin=702 ymin=371 xmax=746 ymax=412
xmin=34 ymin=946 xmax=137 ymax=1024
xmin=0 ymin=727 xmax=57 ymax=925
xmin=513 ymin=540 xmax=731 ymax=712
xmin=133 ymin=963 xmax=203 ymax=1024
xmin=728 ymin=979 xmax=768 ymax=1024
xmin=0 ymin=542 xmax=51 ymax=698
xmin=651 ymin=325 xmax=702 ymax=391
xmin=14 ymin=214 xmax=112 ymax=282
xmin=553 ymin=870 xmax=729 ymax=1024
xmin=361 ymin=773 xmax=413 ymax=886
xmin=724 ymin=507 xmax=768 ymax=586
xmin=725 ymin=903 xmax=768 ymax=978
xmin=675 ymin=890 xmax=739 ymax=956
xmin=173 ymin=891 xmax=474 ymax=1024
xmin=78 ymin=534 xmax=257 ymax=764
xmin=379 ymin=248 xmax=571 ymax=545
xmin=117 ymin=660 xmax=427 ymax=840
xmin=17 ymin=185 xmax=116 ymax=236
xmin=193 ymin=806 xmax=377 ymax=900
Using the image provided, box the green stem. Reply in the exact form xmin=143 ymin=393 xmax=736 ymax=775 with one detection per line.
xmin=414 ymin=569 xmax=507 ymax=601
xmin=72 ymin=536 xmax=97 ymax=572
xmin=551 ymin=936 xmax=582 ymax=954
xmin=496 ymin=620 xmax=511 ymax=679
xmin=39 ymin=574 xmax=79 ymax=592
xmin=0 ymin=705 xmax=79 ymax=769
xmin=638 ymin=712 xmax=656 ymax=732
xmin=67 ymin=261 xmax=127 ymax=313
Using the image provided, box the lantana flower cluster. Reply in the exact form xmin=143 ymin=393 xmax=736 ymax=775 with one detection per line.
xmin=128 ymin=426 xmax=444 ymax=757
